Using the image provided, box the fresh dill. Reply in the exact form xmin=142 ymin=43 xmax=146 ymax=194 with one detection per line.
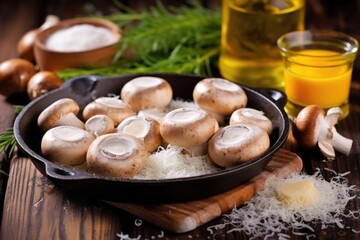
xmin=57 ymin=1 xmax=221 ymax=80
xmin=0 ymin=105 xmax=24 ymax=161
xmin=0 ymin=128 xmax=16 ymax=161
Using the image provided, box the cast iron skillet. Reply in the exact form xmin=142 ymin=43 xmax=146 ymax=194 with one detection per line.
xmin=14 ymin=73 xmax=289 ymax=203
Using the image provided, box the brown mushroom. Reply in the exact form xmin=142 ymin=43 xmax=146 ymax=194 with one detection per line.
xmin=17 ymin=15 xmax=59 ymax=61
xmin=0 ymin=58 xmax=36 ymax=96
xmin=208 ymin=124 xmax=270 ymax=167
xmin=37 ymin=98 xmax=85 ymax=131
xmin=27 ymin=71 xmax=63 ymax=100
xmin=86 ymin=133 xmax=148 ymax=178
xmin=294 ymin=105 xmax=352 ymax=159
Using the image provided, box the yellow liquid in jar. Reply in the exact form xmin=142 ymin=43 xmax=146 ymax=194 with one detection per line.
xmin=219 ymin=0 xmax=305 ymax=89
xmin=285 ymin=49 xmax=352 ymax=108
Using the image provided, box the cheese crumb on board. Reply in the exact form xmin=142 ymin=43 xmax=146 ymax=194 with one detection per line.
xmin=208 ymin=169 xmax=359 ymax=239
xmin=276 ymin=179 xmax=318 ymax=207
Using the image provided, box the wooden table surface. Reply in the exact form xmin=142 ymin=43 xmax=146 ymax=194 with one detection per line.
xmin=0 ymin=0 xmax=360 ymax=239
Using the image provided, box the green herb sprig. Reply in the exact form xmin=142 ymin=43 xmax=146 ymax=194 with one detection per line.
xmin=57 ymin=1 xmax=222 ymax=80
xmin=0 ymin=105 xmax=24 ymax=161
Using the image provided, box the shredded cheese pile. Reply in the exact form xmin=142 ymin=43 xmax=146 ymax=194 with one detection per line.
xmin=133 ymin=145 xmax=221 ymax=179
xmin=208 ymin=169 xmax=359 ymax=239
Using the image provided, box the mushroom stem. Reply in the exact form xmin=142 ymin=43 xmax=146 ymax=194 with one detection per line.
xmin=56 ymin=112 xmax=85 ymax=129
xmin=330 ymin=129 xmax=353 ymax=156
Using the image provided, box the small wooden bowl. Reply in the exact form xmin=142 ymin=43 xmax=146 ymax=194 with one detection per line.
xmin=34 ymin=18 xmax=121 ymax=71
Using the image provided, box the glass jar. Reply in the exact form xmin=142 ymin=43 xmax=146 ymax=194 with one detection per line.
xmin=219 ymin=0 xmax=305 ymax=89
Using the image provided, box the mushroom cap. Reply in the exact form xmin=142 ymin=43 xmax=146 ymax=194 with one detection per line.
xmin=82 ymin=97 xmax=135 ymax=126
xmin=208 ymin=124 xmax=270 ymax=167
xmin=0 ymin=58 xmax=36 ymax=96
xmin=294 ymin=105 xmax=325 ymax=149
xmin=27 ymin=71 xmax=63 ymax=100
xmin=85 ymin=114 xmax=115 ymax=136
xmin=120 ymin=76 xmax=173 ymax=112
xmin=230 ymin=108 xmax=273 ymax=135
xmin=41 ymin=126 xmax=95 ymax=165
xmin=86 ymin=133 xmax=148 ymax=178
xmin=160 ymin=108 xmax=219 ymax=148
xmin=193 ymin=78 xmax=248 ymax=115
xmin=137 ymin=108 xmax=167 ymax=124
xmin=37 ymin=98 xmax=82 ymax=131
xmin=117 ymin=115 xmax=162 ymax=152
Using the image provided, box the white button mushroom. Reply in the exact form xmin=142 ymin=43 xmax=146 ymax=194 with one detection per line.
xmin=230 ymin=108 xmax=273 ymax=135
xmin=82 ymin=97 xmax=135 ymax=126
xmin=193 ymin=78 xmax=248 ymax=125
xmin=41 ymin=126 xmax=95 ymax=166
xmin=117 ymin=115 xmax=162 ymax=152
xmin=294 ymin=105 xmax=353 ymax=159
xmin=160 ymin=108 xmax=219 ymax=156
xmin=120 ymin=76 xmax=173 ymax=112
xmin=85 ymin=114 xmax=115 ymax=137
xmin=137 ymin=108 xmax=167 ymax=124
xmin=208 ymin=124 xmax=270 ymax=168
xmin=86 ymin=133 xmax=148 ymax=179
xmin=37 ymin=98 xmax=85 ymax=131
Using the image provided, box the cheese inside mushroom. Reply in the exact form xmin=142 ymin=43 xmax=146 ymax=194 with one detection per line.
xmin=208 ymin=124 xmax=270 ymax=167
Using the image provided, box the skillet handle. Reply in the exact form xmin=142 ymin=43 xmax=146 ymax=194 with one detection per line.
xmin=257 ymin=88 xmax=287 ymax=109
xmin=45 ymin=163 xmax=87 ymax=180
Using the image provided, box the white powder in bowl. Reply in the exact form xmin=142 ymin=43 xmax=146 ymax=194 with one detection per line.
xmin=45 ymin=24 xmax=118 ymax=52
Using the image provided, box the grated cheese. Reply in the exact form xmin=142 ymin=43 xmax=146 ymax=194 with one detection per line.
xmin=133 ymin=145 xmax=221 ymax=180
xmin=207 ymin=169 xmax=359 ymax=239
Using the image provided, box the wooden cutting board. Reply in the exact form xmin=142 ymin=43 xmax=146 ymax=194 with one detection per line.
xmin=107 ymin=149 xmax=303 ymax=233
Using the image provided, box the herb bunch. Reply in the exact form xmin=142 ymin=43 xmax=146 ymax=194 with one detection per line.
xmin=58 ymin=1 xmax=222 ymax=80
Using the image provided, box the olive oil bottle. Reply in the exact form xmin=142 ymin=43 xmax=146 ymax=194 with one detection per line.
xmin=219 ymin=0 xmax=305 ymax=89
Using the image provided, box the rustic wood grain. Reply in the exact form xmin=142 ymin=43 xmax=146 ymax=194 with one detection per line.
xmin=0 ymin=149 xmax=301 ymax=239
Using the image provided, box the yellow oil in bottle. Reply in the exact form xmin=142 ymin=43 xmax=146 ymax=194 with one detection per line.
xmin=219 ymin=0 xmax=305 ymax=89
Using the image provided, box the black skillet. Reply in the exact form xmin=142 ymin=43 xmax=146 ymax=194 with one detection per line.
xmin=14 ymin=73 xmax=289 ymax=203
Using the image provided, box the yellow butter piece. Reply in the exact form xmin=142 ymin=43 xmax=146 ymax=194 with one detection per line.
xmin=276 ymin=179 xmax=317 ymax=207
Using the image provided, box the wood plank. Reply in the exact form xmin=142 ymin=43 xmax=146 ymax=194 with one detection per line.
xmin=0 ymin=155 xmax=121 ymax=240
xmin=0 ymin=149 xmax=302 ymax=239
